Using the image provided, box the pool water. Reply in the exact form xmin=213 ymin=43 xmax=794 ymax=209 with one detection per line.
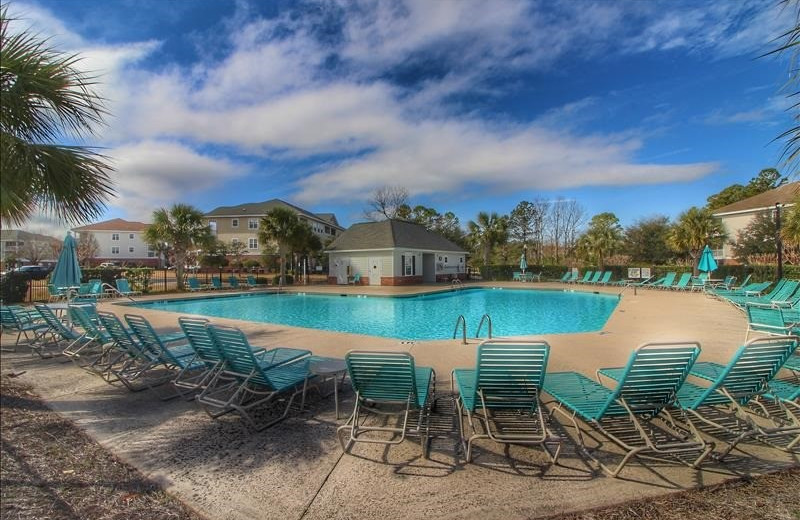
xmin=132 ymin=288 xmax=618 ymax=341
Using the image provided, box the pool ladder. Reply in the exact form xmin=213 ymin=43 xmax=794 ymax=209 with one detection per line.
xmin=451 ymin=278 xmax=463 ymax=290
xmin=452 ymin=314 xmax=493 ymax=345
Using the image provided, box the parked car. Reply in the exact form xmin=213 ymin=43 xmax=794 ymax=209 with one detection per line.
xmin=98 ymin=262 xmax=119 ymax=268
xmin=13 ymin=265 xmax=53 ymax=280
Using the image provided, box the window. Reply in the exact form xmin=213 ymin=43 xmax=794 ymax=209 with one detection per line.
xmin=209 ymin=220 xmax=217 ymax=235
xmin=231 ymin=237 xmax=240 ymax=245
xmin=111 ymin=246 xmax=120 ymax=254
xmin=129 ymin=246 xmax=135 ymax=253
xmin=111 ymin=233 xmax=119 ymax=241
xmin=231 ymin=218 xmax=239 ymax=228
xmin=460 ymin=257 xmax=463 ymax=263
xmin=147 ymin=246 xmax=155 ymax=258
xmin=129 ymin=233 xmax=135 ymax=239
xmin=248 ymin=219 xmax=258 ymax=230
xmin=444 ymin=256 xmax=448 ymax=263
xmin=401 ymin=253 xmax=416 ymax=276
xmin=248 ymin=238 xmax=258 ymax=249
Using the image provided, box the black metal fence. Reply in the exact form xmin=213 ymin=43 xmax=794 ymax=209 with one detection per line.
xmin=12 ymin=268 xmax=331 ymax=304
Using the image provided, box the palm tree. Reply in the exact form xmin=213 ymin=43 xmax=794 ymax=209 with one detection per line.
xmin=259 ymin=207 xmax=302 ymax=285
xmin=782 ymin=195 xmax=800 ymax=246
xmin=668 ymin=207 xmax=726 ymax=274
xmin=0 ymin=7 xmax=114 ymax=225
xmin=577 ymin=213 xmax=624 ymax=270
xmin=467 ymin=212 xmax=509 ymax=276
xmin=144 ymin=204 xmax=211 ymax=291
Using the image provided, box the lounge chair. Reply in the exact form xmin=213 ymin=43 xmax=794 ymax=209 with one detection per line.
xmin=451 ymin=340 xmax=561 ymax=463
xmin=186 ymin=277 xmax=204 ymax=292
xmin=710 ymin=281 xmax=771 ymax=301
xmin=744 ymin=304 xmax=794 ymax=341
xmin=543 ymin=342 xmax=712 ymax=477
xmin=349 ymin=273 xmax=361 ymax=285
xmin=246 ymin=274 xmax=266 ymax=289
xmin=727 ymin=279 xmax=795 ymax=308
xmin=651 ymin=272 xmax=676 ymax=290
xmin=124 ymin=314 xmax=204 ymax=400
xmin=33 ymin=304 xmax=88 ymax=358
xmin=65 ymin=304 xmax=124 ymax=377
xmin=199 ymin=324 xmax=312 ymax=430
xmin=688 ymin=273 xmax=708 ymax=292
xmin=47 ymin=284 xmax=65 ymax=302
xmin=338 ymin=350 xmax=435 ymax=457
xmin=228 ymin=275 xmax=242 ymax=290
xmin=594 ymin=271 xmax=612 ymax=285
xmin=708 ymin=275 xmax=737 ymax=291
xmin=574 ymin=271 xmax=593 ymax=284
xmin=0 ymin=305 xmax=49 ymax=352
xmin=669 ymin=272 xmax=692 ymax=290
xmin=674 ymin=336 xmax=799 ymax=457
xmin=584 ymin=271 xmax=603 ymax=285
xmin=210 ymin=276 xmax=223 ymax=290
xmin=115 ymin=278 xmax=141 ymax=297
xmin=512 ymin=271 xmax=522 ymax=282
xmin=96 ymin=311 xmax=176 ymax=393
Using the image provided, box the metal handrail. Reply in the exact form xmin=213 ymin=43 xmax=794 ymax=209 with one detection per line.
xmin=451 ymin=278 xmax=463 ymax=290
xmin=475 ymin=313 xmax=493 ymax=339
xmin=453 ymin=315 xmax=467 ymax=344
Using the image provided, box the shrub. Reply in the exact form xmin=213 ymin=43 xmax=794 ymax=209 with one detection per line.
xmin=272 ymin=274 xmax=293 ymax=285
xmin=1 ymin=273 xmax=29 ymax=303
xmin=122 ymin=267 xmax=153 ymax=294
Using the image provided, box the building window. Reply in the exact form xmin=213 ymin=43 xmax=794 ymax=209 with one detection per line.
xmin=248 ymin=238 xmax=258 ymax=249
xmin=248 ymin=219 xmax=258 ymax=230
xmin=231 ymin=237 xmax=240 ymax=245
xmin=232 ymin=218 xmax=239 ymax=228
xmin=401 ymin=253 xmax=416 ymax=276
xmin=129 ymin=246 xmax=135 ymax=253
xmin=111 ymin=233 xmax=119 ymax=241
xmin=147 ymin=246 xmax=155 ymax=258
xmin=444 ymin=256 xmax=448 ymax=263
xmin=111 ymin=246 xmax=120 ymax=255
xmin=209 ymin=220 xmax=217 ymax=235
xmin=460 ymin=257 xmax=463 ymax=263
xmin=129 ymin=233 xmax=135 ymax=239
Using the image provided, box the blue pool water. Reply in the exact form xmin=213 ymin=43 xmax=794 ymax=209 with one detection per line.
xmin=131 ymin=288 xmax=618 ymax=340
xmin=135 ymin=288 xmax=619 ymax=340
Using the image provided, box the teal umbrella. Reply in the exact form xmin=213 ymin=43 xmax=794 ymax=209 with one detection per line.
xmin=519 ymin=253 xmax=528 ymax=274
xmin=52 ymin=233 xmax=82 ymax=292
xmin=697 ymin=245 xmax=718 ymax=274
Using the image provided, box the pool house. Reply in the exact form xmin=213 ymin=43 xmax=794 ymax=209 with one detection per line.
xmin=326 ymin=219 xmax=467 ymax=285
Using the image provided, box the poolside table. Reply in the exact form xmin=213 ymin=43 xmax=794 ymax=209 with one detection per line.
xmin=308 ymin=357 xmax=348 ymax=419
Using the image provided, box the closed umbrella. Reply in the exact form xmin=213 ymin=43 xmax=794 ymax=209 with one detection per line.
xmin=519 ymin=253 xmax=528 ymax=275
xmin=697 ymin=245 xmax=718 ymax=279
xmin=51 ymin=234 xmax=82 ymax=322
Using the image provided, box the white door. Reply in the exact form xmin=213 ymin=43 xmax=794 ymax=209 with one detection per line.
xmin=334 ymin=259 xmax=350 ymax=284
xmin=368 ymin=257 xmax=382 ymax=285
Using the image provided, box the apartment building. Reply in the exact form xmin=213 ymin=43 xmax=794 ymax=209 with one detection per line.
xmin=72 ymin=218 xmax=158 ymax=266
xmin=204 ymin=199 xmax=344 ymax=257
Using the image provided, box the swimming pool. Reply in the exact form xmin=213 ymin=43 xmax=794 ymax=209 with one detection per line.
xmin=131 ymin=288 xmax=619 ymax=341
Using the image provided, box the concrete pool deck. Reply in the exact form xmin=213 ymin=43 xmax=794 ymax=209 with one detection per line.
xmin=1 ymin=281 xmax=798 ymax=519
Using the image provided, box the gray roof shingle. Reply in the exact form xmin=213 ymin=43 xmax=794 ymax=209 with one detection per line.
xmin=712 ymin=182 xmax=800 ymax=215
xmin=205 ymin=199 xmax=344 ymax=229
xmin=327 ymin=219 xmax=465 ymax=252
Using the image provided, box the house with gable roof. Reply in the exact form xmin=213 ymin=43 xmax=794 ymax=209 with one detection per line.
xmin=326 ymin=219 xmax=467 ymax=285
xmin=72 ymin=218 xmax=157 ymax=266
xmin=712 ymin=181 xmax=799 ymax=262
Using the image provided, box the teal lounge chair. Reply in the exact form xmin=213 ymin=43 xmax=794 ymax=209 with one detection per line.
xmin=199 ymin=324 xmax=312 ymax=430
xmin=512 ymin=271 xmax=522 ymax=281
xmin=228 ymin=275 xmax=242 ymax=290
xmin=115 ymin=278 xmax=141 ymax=297
xmin=96 ymin=311 xmax=177 ymax=393
xmin=744 ymin=304 xmax=793 ymax=341
xmin=595 ymin=271 xmax=612 ymax=285
xmin=0 ymin=305 xmax=49 ymax=352
xmin=210 ymin=276 xmax=222 ymax=290
xmin=544 ymin=342 xmax=712 ymax=477
xmin=33 ymin=304 xmax=87 ymax=358
xmin=125 ymin=314 xmax=203 ymax=400
xmin=652 ymin=272 xmax=676 ymax=290
xmin=246 ymin=274 xmax=265 ymax=289
xmin=675 ymin=336 xmax=799 ymax=457
xmin=47 ymin=284 xmax=65 ymax=302
xmin=452 ymin=340 xmax=561 ymax=463
xmin=669 ymin=272 xmax=692 ymax=290
xmin=338 ymin=350 xmax=435 ymax=458
xmin=187 ymin=277 xmax=204 ymax=291
xmin=574 ymin=271 xmax=593 ymax=284
xmin=349 ymin=273 xmax=361 ymax=285
xmin=65 ymin=304 xmax=124 ymax=377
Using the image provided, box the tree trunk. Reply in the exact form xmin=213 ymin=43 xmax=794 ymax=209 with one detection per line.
xmin=175 ymin=250 xmax=186 ymax=291
xmin=278 ymin=245 xmax=287 ymax=285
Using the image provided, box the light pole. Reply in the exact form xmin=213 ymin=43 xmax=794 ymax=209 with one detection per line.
xmin=776 ymin=203 xmax=783 ymax=281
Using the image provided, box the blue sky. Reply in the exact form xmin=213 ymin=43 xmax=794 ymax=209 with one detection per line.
xmin=9 ymin=0 xmax=795 ymax=235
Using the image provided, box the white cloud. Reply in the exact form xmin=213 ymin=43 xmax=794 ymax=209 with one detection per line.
xmin=107 ymin=141 xmax=247 ymax=221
